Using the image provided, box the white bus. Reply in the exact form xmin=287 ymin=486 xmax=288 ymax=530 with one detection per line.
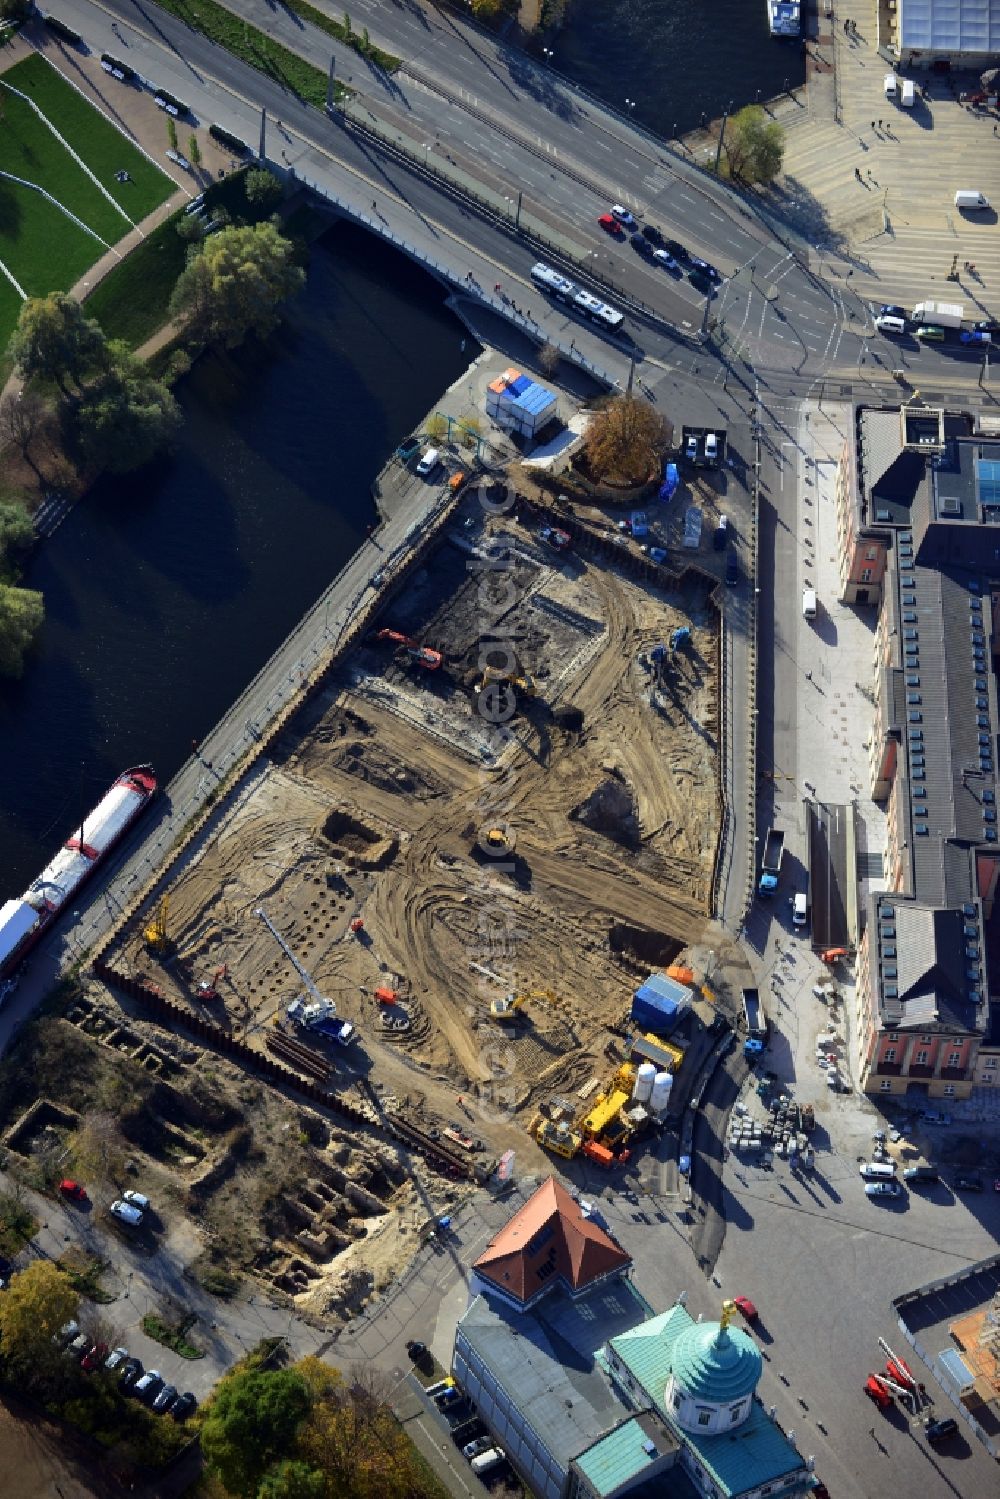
xmin=572 ymin=288 xmax=625 ymax=332
xmin=530 ymin=262 xmax=577 ymax=302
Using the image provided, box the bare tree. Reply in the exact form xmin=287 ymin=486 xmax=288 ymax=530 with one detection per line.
xmin=539 ymin=341 xmax=560 ymax=376
xmin=0 ymin=390 xmax=48 ymax=478
xmin=71 ymin=1110 xmax=127 ymax=1192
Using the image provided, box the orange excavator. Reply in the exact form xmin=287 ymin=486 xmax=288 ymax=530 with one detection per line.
xmin=375 ymin=630 xmax=442 ymax=671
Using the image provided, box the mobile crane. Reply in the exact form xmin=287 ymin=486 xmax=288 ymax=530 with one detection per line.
xmin=256 ymin=907 xmax=354 ymax=1044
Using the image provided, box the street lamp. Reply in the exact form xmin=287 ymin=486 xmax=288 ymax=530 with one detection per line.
xmin=542 ymin=46 xmax=554 ymax=60
xmin=625 ymin=97 xmax=636 ymax=111
xmin=422 ymin=141 xmax=430 ymax=167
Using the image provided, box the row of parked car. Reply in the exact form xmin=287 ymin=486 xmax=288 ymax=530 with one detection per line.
xmin=54 ymin=1324 xmax=197 ymax=1419
xmin=859 ymin=1156 xmax=995 ymax=1199
xmin=424 ymin=1375 xmax=507 ymax=1479
xmin=60 ymin=1178 xmax=155 ymax=1228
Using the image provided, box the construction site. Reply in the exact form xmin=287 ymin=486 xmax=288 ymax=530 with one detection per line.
xmin=90 ymin=487 xmax=728 ymax=1309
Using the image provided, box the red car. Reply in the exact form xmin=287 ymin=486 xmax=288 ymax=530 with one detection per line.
xmin=732 ymin=1296 xmax=758 ymax=1322
xmin=81 ymin=1342 xmax=109 ymax=1373
xmin=598 ymin=213 xmax=623 ymax=236
xmin=59 ymin=1179 xmax=88 ymax=1203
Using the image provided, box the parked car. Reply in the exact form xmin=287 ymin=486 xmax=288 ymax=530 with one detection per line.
xmin=630 ymin=231 xmax=656 ymax=261
xmin=81 ymin=1341 xmax=109 ymax=1373
xmin=415 ymin=447 xmax=440 ymax=478
xmin=122 ymin=1189 xmax=151 ymax=1212
xmin=119 ymin=1358 xmax=143 ymax=1390
xmin=463 ymin=1436 xmax=495 ymax=1460
xmin=954 ymin=1172 xmax=983 ymax=1192
xmin=59 ymin=1179 xmax=88 ymax=1203
xmin=685 ymin=434 xmax=698 ymax=461
xmin=665 ymin=239 xmax=690 ymax=262
xmin=688 ymin=269 xmax=716 ymax=297
xmin=725 ymin=548 xmax=739 ymax=586
xmin=865 ymin=1180 xmax=902 ymax=1199
xmin=153 ymin=1383 xmax=178 ymax=1413
xmin=713 ymin=515 xmax=729 ymax=550
xmin=902 ymin=1165 xmax=939 ymax=1184
xmin=653 ymin=249 xmax=680 ymax=270
xmin=732 ymin=1295 xmax=758 ymax=1322
xmin=705 ymin=432 xmax=719 ymax=465
xmin=66 ymin=1332 xmax=90 ymax=1357
xmin=924 ymin=1416 xmax=958 ymax=1444
xmin=539 ymin=526 xmax=571 ymax=551
xmin=133 ymin=1371 xmax=164 ymax=1403
xmin=171 ymin=1392 xmax=198 ymax=1422
xmin=641 ymin=224 xmax=664 ymax=245
xmin=598 ymin=213 xmax=623 ymax=236
xmin=436 ymin=1386 xmax=463 ymax=1409
xmin=110 ymin=1199 xmax=143 ymax=1227
xmin=104 ymin=1346 xmax=129 ymax=1371
xmin=610 ymin=204 xmax=636 ymax=227
xmin=55 ymin=1320 xmax=80 ymax=1347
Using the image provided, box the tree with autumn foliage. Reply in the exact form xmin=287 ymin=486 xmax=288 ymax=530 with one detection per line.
xmin=197 ymin=1354 xmax=446 ymax=1497
xmin=583 ymin=393 xmax=671 ymax=485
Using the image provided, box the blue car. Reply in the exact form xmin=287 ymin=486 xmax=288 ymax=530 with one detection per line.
xmin=961 ymin=329 xmax=992 ymax=345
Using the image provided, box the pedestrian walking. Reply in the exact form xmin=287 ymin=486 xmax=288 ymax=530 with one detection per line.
xmin=994 ymin=123 xmax=998 ymax=135
xmin=871 ymin=120 xmax=876 ymax=132
xmin=854 ymin=165 xmax=862 ymax=180
xmin=372 ymin=199 xmax=377 ymax=211
xmin=878 ymin=119 xmax=883 ymax=129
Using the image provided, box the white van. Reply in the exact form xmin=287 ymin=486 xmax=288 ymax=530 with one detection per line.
xmin=955 ymin=190 xmax=990 ymax=211
xmin=901 ymin=79 xmax=915 ymax=107
xmin=859 ymin=1161 xmax=896 ymax=1180
xmin=883 ymin=73 xmax=898 ymax=99
xmin=470 ymin=1449 xmax=505 ymax=1477
xmin=876 ymin=315 xmax=906 ymax=336
xmin=416 ymin=447 xmax=440 ymax=477
xmin=792 ymin=892 xmax=808 ymax=927
xmin=802 ymin=587 xmax=817 ymax=620
xmin=705 ymin=431 xmax=719 ymax=465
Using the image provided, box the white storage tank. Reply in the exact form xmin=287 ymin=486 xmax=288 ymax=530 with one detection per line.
xmin=650 ymin=1071 xmax=674 ymax=1114
xmin=633 ymin=1062 xmax=657 ymax=1104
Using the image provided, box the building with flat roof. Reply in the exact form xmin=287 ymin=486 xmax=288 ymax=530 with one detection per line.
xmin=834 ymin=406 xmax=1000 ymax=1097
xmin=885 ymin=0 xmax=1000 ymax=66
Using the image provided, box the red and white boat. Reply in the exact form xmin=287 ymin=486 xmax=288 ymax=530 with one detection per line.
xmin=0 ymin=765 xmax=157 ymax=981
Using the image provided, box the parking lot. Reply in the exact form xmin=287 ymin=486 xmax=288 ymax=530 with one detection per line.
xmin=11 ymin=1179 xmax=325 ymax=1403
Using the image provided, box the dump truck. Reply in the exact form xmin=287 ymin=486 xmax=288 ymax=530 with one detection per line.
xmin=287 ymin=997 xmax=354 ymax=1046
xmin=910 ymin=300 xmax=963 ymax=328
xmin=758 ymin=828 xmax=784 ymax=895
xmin=742 ymin=988 xmax=768 ymax=1057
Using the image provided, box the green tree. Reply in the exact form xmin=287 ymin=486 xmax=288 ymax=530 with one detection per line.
xmin=258 ymin=1459 xmax=326 ymax=1499
xmin=584 ymin=393 xmax=670 ymax=484
xmin=167 ymin=116 xmax=178 ymax=152
xmin=245 ymin=168 xmax=284 ymax=214
xmin=0 ymin=498 xmax=35 ymax=566
xmin=0 ymin=1260 xmax=77 ymax=1365
xmin=71 ymin=343 xmax=180 ymax=474
xmin=188 ymin=134 xmax=202 ymax=168
xmin=169 ymin=220 xmax=305 ymax=351
xmin=200 ymin=1368 xmax=312 ymax=1496
xmin=0 ymin=0 xmax=33 ymax=22
xmin=8 ymin=294 xmax=106 ymax=394
xmin=722 ymin=105 xmax=784 ymax=186
xmin=0 ymin=583 xmax=44 ymax=679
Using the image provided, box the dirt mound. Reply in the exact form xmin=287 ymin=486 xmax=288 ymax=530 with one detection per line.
xmin=571 ymin=771 xmax=640 ymax=847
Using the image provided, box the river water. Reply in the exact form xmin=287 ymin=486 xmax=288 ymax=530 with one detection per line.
xmin=552 ymin=0 xmax=806 ymax=135
xmin=0 ymin=225 xmax=475 ymax=897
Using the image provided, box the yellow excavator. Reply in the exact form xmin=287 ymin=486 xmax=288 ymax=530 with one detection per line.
xmin=143 ymin=896 xmax=172 ymax=956
xmin=474 ymin=666 xmax=537 ymax=699
xmin=490 ymin=987 xmax=554 ymax=1023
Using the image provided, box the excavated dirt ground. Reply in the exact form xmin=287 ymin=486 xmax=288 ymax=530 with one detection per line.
xmin=116 ymin=508 xmax=721 ymax=1307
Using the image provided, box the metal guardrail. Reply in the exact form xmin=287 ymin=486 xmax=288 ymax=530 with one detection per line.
xmin=743 ymin=423 xmax=762 ymax=925
xmin=291 ymin=170 xmax=621 ymax=388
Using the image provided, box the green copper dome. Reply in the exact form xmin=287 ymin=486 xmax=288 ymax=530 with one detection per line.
xmin=670 ymin=1320 xmax=763 ymax=1403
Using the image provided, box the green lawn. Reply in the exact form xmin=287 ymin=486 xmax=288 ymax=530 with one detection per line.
xmin=1 ymin=53 xmax=173 ymax=227
xmin=84 ymin=209 xmax=189 ymax=347
xmin=0 ymin=52 xmax=176 ymax=349
xmin=0 ymin=180 xmax=103 ymax=298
